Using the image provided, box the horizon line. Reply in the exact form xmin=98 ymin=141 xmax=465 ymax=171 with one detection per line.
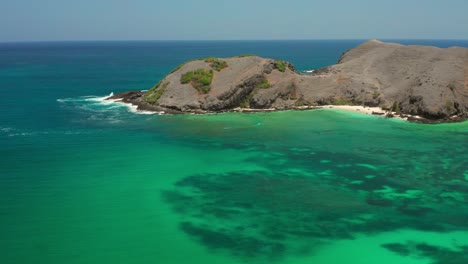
xmin=2 ymin=38 xmax=468 ymax=44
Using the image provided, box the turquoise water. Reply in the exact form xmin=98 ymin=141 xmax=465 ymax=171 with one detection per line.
xmin=1 ymin=40 xmax=468 ymax=264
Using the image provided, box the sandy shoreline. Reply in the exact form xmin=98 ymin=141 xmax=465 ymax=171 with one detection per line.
xmin=318 ymin=105 xmax=410 ymax=120
xmin=234 ymin=105 xmax=414 ymax=121
xmin=321 ymin=105 xmax=387 ymax=115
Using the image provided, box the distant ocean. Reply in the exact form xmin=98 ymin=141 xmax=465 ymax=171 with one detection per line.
xmin=1 ymin=40 xmax=467 ymax=264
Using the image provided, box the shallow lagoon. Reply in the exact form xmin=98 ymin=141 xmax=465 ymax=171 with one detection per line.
xmin=1 ymin=40 xmax=467 ymax=263
xmin=2 ymin=102 xmax=467 ymax=263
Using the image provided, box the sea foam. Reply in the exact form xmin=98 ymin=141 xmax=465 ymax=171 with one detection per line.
xmin=58 ymin=92 xmax=163 ymax=115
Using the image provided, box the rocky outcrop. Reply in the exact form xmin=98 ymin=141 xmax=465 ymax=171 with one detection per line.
xmin=110 ymin=40 xmax=468 ymax=123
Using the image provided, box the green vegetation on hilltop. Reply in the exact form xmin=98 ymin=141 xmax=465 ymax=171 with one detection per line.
xmin=230 ymin=54 xmax=256 ymax=58
xmin=144 ymin=81 xmax=170 ymax=103
xmin=181 ymin=69 xmax=214 ymax=94
xmin=169 ymin=57 xmax=227 ymax=75
xmin=205 ymin=57 xmax=228 ymax=71
xmin=275 ymin=60 xmax=287 ymax=72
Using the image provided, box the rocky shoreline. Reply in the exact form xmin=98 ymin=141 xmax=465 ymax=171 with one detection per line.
xmin=107 ymin=91 xmax=466 ymax=124
xmin=109 ymin=40 xmax=468 ymax=124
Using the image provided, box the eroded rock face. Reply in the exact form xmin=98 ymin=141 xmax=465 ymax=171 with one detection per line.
xmin=110 ymin=40 xmax=468 ymax=122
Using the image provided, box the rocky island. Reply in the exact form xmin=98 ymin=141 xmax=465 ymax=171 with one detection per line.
xmin=109 ymin=40 xmax=468 ymax=123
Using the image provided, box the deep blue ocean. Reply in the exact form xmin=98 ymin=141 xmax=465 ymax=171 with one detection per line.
xmin=1 ymin=40 xmax=467 ymax=264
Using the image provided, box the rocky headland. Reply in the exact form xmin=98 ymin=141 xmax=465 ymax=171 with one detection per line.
xmin=109 ymin=40 xmax=468 ymax=123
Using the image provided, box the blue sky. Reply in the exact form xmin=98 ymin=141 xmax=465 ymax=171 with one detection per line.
xmin=1 ymin=0 xmax=467 ymax=41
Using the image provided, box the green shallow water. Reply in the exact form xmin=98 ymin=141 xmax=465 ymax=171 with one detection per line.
xmin=1 ymin=104 xmax=467 ymax=264
xmin=2 ymin=40 xmax=468 ymax=264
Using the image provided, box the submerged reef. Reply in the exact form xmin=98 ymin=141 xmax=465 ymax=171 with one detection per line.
xmin=163 ymin=145 xmax=468 ymax=261
xmin=382 ymin=242 xmax=468 ymax=264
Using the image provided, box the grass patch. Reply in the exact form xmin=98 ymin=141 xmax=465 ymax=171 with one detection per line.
xmin=168 ymin=57 xmax=229 ymax=75
xmin=204 ymin=57 xmax=228 ymax=71
xmin=257 ymin=80 xmax=271 ymax=89
xmin=144 ymin=82 xmax=170 ymax=103
xmin=275 ymin=60 xmax=287 ymax=72
xmin=181 ymin=69 xmax=214 ymax=94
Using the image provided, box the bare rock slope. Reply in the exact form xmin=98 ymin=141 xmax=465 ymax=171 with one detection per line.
xmin=111 ymin=40 xmax=468 ymax=122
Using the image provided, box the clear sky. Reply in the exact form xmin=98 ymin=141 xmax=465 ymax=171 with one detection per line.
xmin=1 ymin=0 xmax=468 ymax=42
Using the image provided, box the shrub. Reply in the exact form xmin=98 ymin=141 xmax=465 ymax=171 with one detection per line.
xmin=257 ymin=80 xmax=271 ymax=89
xmin=204 ymin=57 xmax=228 ymax=71
xmin=275 ymin=60 xmax=287 ymax=72
xmin=204 ymin=57 xmax=217 ymax=63
xmin=181 ymin=69 xmax=214 ymax=94
xmin=181 ymin=71 xmax=194 ymax=84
